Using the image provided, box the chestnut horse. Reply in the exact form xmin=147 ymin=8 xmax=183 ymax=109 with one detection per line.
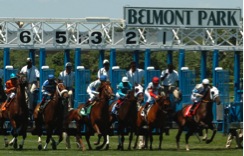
xmin=64 ymin=81 xmax=114 ymax=150
xmin=33 ymin=83 xmax=69 ymax=150
xmin=174 ymin=86 xmax=221 ymax=151
xmin=0 ymin=74 xmax=28 ymax=149
xmin=133 ymin=95 xmax=171 ymax=150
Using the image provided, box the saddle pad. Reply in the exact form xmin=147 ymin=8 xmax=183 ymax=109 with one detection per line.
xmin=80 ymin=104 xmax=92 ymax=116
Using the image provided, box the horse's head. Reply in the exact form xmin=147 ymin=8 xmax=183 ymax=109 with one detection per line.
xmin=98 ymin=81 xmax=115 ymax=100
xmin=17 ymin=73 xmax=28 ymax=86
xmin=210 ymin=86 xmax=221 ymax=105
xmin=56 ymin=83 xmax=69 ymax=104
xmin=156 ymin=95 xmax=171 ymax=110
xmin=134 ymin=84 xmax=144 ymax=103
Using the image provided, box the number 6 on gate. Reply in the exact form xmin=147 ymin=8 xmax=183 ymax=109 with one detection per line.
xmin=18 ymin=29 xmax=34 ymax=45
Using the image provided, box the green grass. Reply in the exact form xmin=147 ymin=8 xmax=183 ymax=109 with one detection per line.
xmin=0 ymin=130 xmax=242 ymax=156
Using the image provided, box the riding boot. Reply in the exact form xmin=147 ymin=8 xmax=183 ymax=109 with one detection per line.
xmin=190 ymin=102 xmax=197 ymax=115
xmin=144 ymin=102 xmax=150 ymax=115
xmin=39 ymin=99 xmax=45 ymax=112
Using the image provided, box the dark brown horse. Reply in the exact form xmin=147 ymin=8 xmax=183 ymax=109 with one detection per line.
xmin=0 ymin=74 xmax=28 ymax=149
xmin=33 ymin=83 xmax=69 ymax=150
xmin=133 ymin=95 xmax=171 ymax=150
xmin=174 ymin=86 xmax=221 ymax=150
xmin=64 ymin=81 xmax=114 ymax=150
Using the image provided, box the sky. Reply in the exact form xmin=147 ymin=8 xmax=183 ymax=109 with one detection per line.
xmin=0 ymin=0 xmax=242 ymax=19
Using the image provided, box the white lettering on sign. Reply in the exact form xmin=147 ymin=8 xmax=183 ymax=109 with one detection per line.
xmin=124 ymin=7 xmax=241 ymax=28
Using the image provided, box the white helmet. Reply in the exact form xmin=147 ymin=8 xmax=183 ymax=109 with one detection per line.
xmin=202 ymin=79 xmax=210 ymax=85
xmin=122 ymin=76 xmax=129 ymax=82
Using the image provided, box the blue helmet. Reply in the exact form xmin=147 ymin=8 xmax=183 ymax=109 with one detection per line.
xmin=48 ymin=74 xmax=55 ymax=80
xmin=100 ymin=75 xmax=107 ymax=81
xmin=10 ymin=73 xmax=17 ymax=79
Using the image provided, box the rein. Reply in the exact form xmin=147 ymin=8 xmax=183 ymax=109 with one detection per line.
xmin=56 ymin=83 xmax=68 ymax=97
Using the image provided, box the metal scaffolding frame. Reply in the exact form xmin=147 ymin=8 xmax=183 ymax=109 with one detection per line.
xmin=0 ymin=18 xmax=242 ymax=51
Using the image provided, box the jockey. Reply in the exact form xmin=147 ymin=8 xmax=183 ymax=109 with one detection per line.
xmin=160 ymin=63 xmax=181 ymax=101
xmin=190 ymin=78 xmax=210 ymax=113
xmin=112 ymin=76 xmax=132 ymax=114
xmin=86 ymin=75 xmax=107 ymax=105
xmin=1 ymin=73 xmax=18 ymax=111
xmin=97 ymin=59 xmax=110 ymax=81
xmin=144 ymin=77 xmax=161 ymax=113
xmin=39 ymin=74 xmax=57 ymax=111
xmin=58 ymin=62 xmax=75 ymax=109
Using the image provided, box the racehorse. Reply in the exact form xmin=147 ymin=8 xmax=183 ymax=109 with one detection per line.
xmin=64 ymin=81 xmax=114 ymax=150
xmin=174 ymin=86 xmax=221 ymax=151
xmin=94 ymin=84 xmax=144 ymax=150
xmin=133 ymin=95 xmax=171 ymax=150
xmin=0 ymin=74 xmax=28 ymax=149
xmin=33 ymin=83 xmax=69 ymax=150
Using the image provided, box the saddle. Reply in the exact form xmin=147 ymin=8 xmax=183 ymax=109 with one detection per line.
xmin=184 ymin=103 xmax=201 ymax=118
xmin=80 ymin=101 xmax=96 ymax=116
xmin=39 ymin=100 xmax=50 ymax=113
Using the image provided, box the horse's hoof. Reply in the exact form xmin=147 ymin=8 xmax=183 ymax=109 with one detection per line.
xmin=117 ymin=145 xmax=121 ymax=150
xmin=19 ymin=145 xmax=23 ymax=150
xmin=206 ymin=139 xmax=211 ymax=144
xmin=105 ymin=144 xmax=109 ymax=150
xmin=13 ymin=142 xmax=18 ymax=149
xmin=38 ymin=144 xmax=42 ymax=150
xmin=95 ymin=146 xmax=102 ymax=150
xmin=52 ymin=143 xmax=57 ymax=150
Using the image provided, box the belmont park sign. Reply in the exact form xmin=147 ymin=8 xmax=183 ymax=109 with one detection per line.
xmin=124 ymin=7 xmax=241 ymax=28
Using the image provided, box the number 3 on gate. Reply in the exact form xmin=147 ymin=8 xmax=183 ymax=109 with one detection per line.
xmin=89 ymin=31 xmax=104 ymax=45
xmin=18 ymin=29 xmax=33 ymax=45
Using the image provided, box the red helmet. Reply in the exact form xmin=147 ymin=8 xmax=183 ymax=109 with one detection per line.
xmin=152 ymin=77 xmax=159 ymax=84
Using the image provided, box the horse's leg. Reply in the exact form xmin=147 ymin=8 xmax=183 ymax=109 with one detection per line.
xmin=43 ymin=128 xmax=52 ymax=150
xmin=158 ymin=128 xmax=163 ymax=150
xmin=133 ymin=131 xmax=139 ymax=149
xmin=176 ymin=127 xmax=183 ymax=150
xmin=94 ymin=133 xmax=101 ymax=145
xmin=185 ymin=129 xmax=194 ymax=151
xmin=206 ymin=124 xmax=217 ymax=144
xmin=128 ymin=129 xmax=133 ymax=150
xmin=202 ymin=128 xmax=208 ymax=141
xmin=38 ymin=136 xmax=42 ymax=150
xmin=9 ymin=120 xmax=18 ymax=149
xmin=51 ymin=136 xmax=57 ymax=150
xmin=4 ymin=136 xmax=8 ymax=147
xmin=62 ymin=132 xmax=71 ymax=149
xmin=104 ymin=135 xmax=110 ymax=150
xmin=149 ymin=127 xmax=153 ymax=150
xmin=96 ymin=134 xmax=107 ymax=150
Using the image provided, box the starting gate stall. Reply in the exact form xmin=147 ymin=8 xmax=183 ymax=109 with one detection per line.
xmin=214 ymin=67 xmax=230 ymax=131
xmin=110 ymin=66 xmax=126 ymax=93
xmin=74 ymin=66 xmax=90 ymax=108
xmin=38 ymin=66 xmax=55 ymax=103
xmin=4 ymin=65 xmax=18 ymax=83
xmin=178 ymin=67 xmax=196 ymax=111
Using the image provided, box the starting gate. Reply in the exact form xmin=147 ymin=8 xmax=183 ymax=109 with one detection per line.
xmin=111 ymin=66 xmax=126 ymax=93
xmin=144 ymin=67 xmax=161 ymax=87
xmin=179 ymin=67 xmax=196 ymax=111
xmin=4 ymin=65 xmax=18 ymax=83
xmin=74 ymin=66 xmax=90 ymax=108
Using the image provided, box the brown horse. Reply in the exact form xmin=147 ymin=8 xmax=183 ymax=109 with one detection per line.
xmin=33 ymin=83 xmax=69 ymax=150
xmin=109 ymin=89 xmax=138 ymax=150
xmin=0 ymin=74 xmax=28 ymax=149
xmin=133 ymin=95 xmax=171 ymax=150
xmin=64 ymin=81 xmax=114 ymax=150
xmin=174 ymin=86 xmax=221 ymax=151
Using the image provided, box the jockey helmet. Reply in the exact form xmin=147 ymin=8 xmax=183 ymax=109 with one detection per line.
xmin=152 ymin=77 xmax=159 ymax=84
xmin=65 ymin=62 xmax=72 ymax=67
xmin=122 ymin=76 xmax=129 ymax=82
xmin=10 ymin=73 xmax=17 ymax=79
xmin=103 ymin=59 xmax=109 ymax=65
xmin=100 ymin=75 xmax=107 ymax=81
xmin=48 ymin=74 xmax=55 ymax=81
xmin=202 ymin=79 xmax=210 ymax=85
